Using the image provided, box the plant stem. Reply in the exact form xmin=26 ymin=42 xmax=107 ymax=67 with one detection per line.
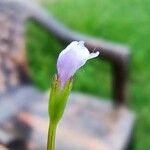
xmin=47 ymin=122 xmax=57 ymax=150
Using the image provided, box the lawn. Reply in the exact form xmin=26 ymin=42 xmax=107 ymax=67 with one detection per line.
xmin=26 ymin=0 xmax=150 ymax=149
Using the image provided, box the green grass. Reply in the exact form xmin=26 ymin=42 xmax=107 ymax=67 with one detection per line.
xmin=26 ymin=0 xmax=150 ymax=149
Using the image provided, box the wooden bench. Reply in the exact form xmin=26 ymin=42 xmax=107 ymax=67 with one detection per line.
xmin=0 ymin=0 xmax=135 ymax=149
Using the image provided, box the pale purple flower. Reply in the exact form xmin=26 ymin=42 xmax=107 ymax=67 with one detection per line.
xmin=57 ymin=41 xmax=100 ymax=87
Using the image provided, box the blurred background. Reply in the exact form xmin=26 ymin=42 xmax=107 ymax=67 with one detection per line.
xmin=27 ymin=0 xmax=149 ymax=149
xmin=0 ymin=0 xmax=150 ymax=149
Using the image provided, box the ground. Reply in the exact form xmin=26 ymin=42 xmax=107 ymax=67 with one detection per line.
xmin=26 ymin=0 xmax=150 ymax=149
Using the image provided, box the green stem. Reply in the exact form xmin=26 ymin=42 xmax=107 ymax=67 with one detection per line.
xmin=47 ymin=122 xmax=57 ymax=150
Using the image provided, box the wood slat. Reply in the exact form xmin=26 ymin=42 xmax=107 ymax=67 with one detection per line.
xmin=16 ymin=90 xmax=135 ymax=150
xmin=0 ymin=145 xmax=9 ymax=150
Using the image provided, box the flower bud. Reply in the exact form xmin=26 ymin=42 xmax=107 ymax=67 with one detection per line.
xmin=57 ymin=41 xmax=99 ymax=87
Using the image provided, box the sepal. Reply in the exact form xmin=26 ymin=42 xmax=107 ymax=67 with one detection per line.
xmin=48 ymin=75 xmax=73 ymax=124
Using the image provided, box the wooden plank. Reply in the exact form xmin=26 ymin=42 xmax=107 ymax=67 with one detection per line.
xmin=17 ymin=92 xmax=135 ymax=150
xmin=0 ymin=128 xmax=18 ymax=145
xmin=0 ymin=86 xmax=44 ymax=123
xmin=0 ymin=145 xmax=9 ymax=150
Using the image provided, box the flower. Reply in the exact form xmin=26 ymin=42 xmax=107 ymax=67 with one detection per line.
xmin=57 ymin=41 xmax=100 ymax=87
xmin=48 ymin=41 xmax=99 ymax=150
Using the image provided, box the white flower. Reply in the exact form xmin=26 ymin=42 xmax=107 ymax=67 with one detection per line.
xmin=57 ymin=41 xmax=99 ymax=87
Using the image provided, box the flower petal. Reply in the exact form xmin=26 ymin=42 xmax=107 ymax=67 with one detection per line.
xmin=88 ymin=51 xmax=100 ymax=59
xmin=57 ymin=41 xmax=99 ymax=87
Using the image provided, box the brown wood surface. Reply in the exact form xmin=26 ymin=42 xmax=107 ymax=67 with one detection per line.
xmin=0 ymin=0 xmax=30 ymax=93
xmin=13 ymin=87 xmax=134 ymax=150
xmin=0 ymin=145 xmax=8 ymax=150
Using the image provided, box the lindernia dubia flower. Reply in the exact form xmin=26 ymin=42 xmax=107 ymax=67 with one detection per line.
xmin=57 ymin=41 xmax=99 ymax=87
xmin=47 ymin=41 xmax=99 ymax=150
